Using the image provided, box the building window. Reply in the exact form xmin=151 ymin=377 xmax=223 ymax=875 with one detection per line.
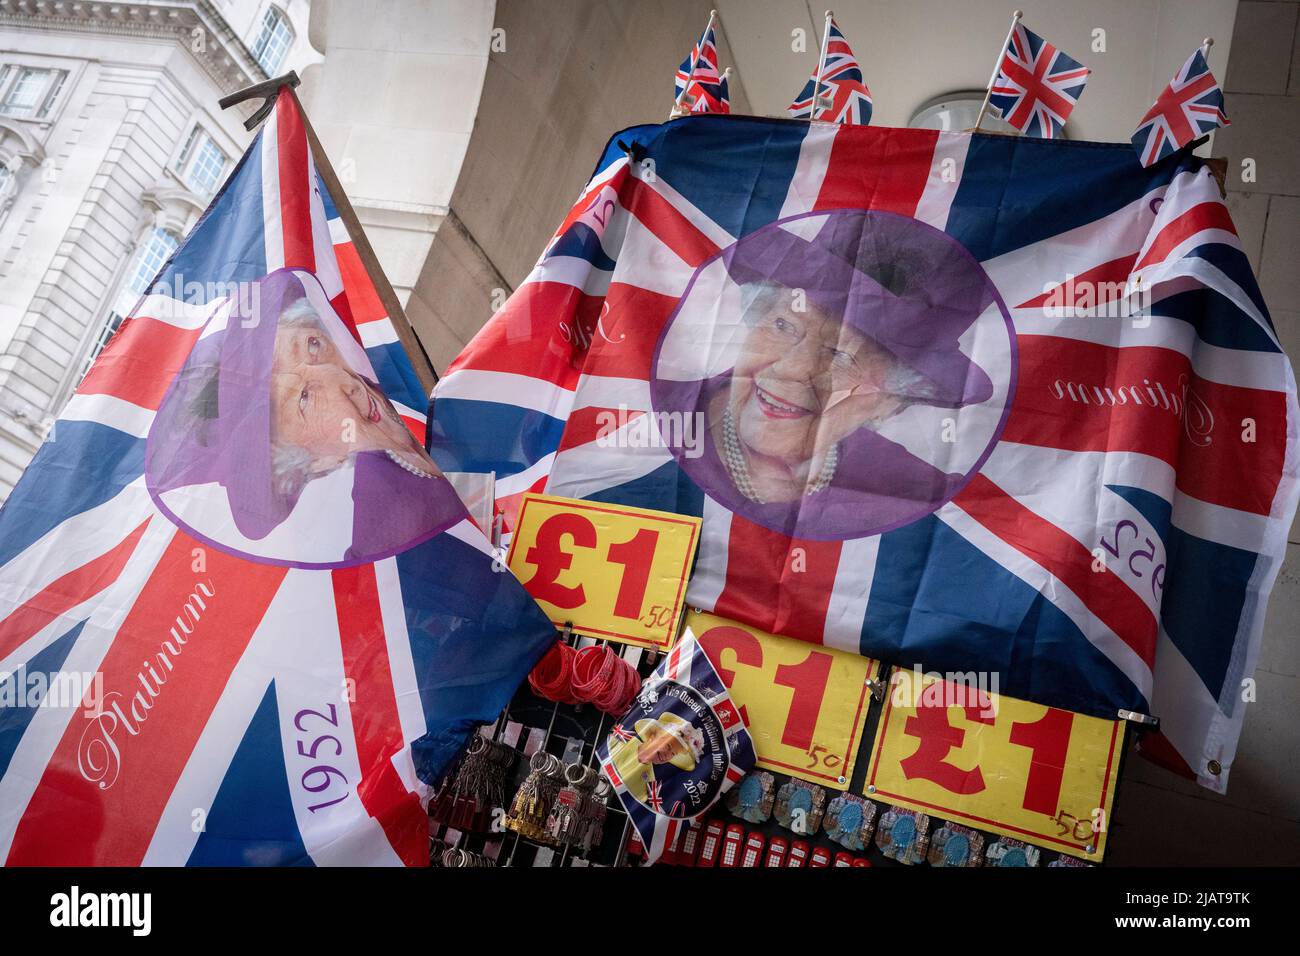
xmin=80 ymin=228 xmax=180 ymax=381
xmin=122 ymin=227 xmax=180 ymax=300
xmin=0 ymin=66 xmax=68 ymax=120
xmin=250 ymin=6 xmax=293 ymax=75
xmin=175 ymin=124 xmax=229 ymax=197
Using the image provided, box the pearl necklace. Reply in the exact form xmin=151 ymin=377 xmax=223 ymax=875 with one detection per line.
xmin=385 ymin=448 xmax=436 ymax=479
xmin=721 ymin=407 xmax=838 ymax=505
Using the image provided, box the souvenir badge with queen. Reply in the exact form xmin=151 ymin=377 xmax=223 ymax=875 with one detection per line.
xmin=598 ymin=635 xmax=756 ymax=865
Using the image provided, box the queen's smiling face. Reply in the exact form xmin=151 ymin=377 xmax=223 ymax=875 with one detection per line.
xmin=722 ymin=288 xmax=913 ymax=495
xmin=636 ymin=727 xmax=686 ymax=766
xmin=268 ymin=306 xmax=437 ymax=477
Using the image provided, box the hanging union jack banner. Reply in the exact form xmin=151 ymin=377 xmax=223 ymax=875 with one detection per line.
xmin=0 ymin=89 xmax=556 ymax=866
xmin=1132 ymin=49 xmax=1231 ymax=168
xmin=429 ymin=115 xmax=1300 ymax=796
xmin=988 ymin=22 xmax=1091 ymax=138
xmin=788 ymin=18 xmax=873 ymax=125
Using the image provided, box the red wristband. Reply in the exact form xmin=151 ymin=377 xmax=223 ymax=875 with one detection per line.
xmin=571 ymin=645 xmax=619 ymax=702
xmin=595 ymin=657 xmax=639 ymax=714
xmin=528 ymin=642 xmax=578 ymax=703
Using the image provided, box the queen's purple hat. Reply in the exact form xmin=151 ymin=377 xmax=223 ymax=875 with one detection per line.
xmin=146 ymin=269 xmax=464 ymax=566
xmin=147 ymin=269 xmax=300 ymax=540
xmin=722 ymin=209 xmax=995 ymax=408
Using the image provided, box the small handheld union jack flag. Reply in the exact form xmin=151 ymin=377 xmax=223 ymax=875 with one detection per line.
xmin=674 ymin=16 xmax=728 ymax=115
xmin=688 ymin=72 xmax=731 ymax=115
xmin=788 ymin=17 xmax=873 ymax=125
xmin=1131 ymin=48 xmax=1230 ymax=168
xmin=646 ymin=780 xmax=664 ymax=814
xmin=987 ymin=22 xmax=1090 ymax=138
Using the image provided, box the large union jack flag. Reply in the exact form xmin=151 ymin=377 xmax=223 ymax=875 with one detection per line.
xmin=429 ymin=115 xmax=1299 ymax=797
xmin=0 ymin=89 xmax=555 ymax=866
xmin=988 ymin=23 xmax=1090 ymax=139
xmin=1132 ymin=49 xmax=1231 ymax=168
xmin=788 ymin=18 xmax=873 ymax=125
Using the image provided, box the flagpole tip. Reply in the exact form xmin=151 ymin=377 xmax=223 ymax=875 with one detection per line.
xmin=1013 ymin=10 xmax=1024 ymax=19
xmin=1202 ymin=37 xmax=1214 ymax=47
xmin=825 ymin=10 xmax=833 ymax=19
xmin=710 ymin=9 xmax=716 ymax=16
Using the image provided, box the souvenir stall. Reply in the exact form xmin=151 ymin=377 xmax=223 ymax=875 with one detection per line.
xmin=422 ymin=10 xmax=1287 ymax=869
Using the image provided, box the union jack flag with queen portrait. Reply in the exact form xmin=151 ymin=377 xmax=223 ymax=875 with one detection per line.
xmin=0 ymin=89 xmax=556 ymax=866
xmin=429 ymin=113 xmax=1299 ymax=798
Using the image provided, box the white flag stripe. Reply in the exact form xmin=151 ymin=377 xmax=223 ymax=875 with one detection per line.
xmin=436 ymin=368 xmax=575 ymax=421
xmin=260 ymin=107 xmax=284 ymax=274
xmin=914 ymin=133 xmax=971 ymax=232
xmin=0 ymin=517 xmax=178 ymax=862
xmin=938 ymin=500 xmax=1154 ymax=699
xmin=822 ymin=535 xmax=880 ymax=652
xmin=776 ymin=124 xmax=838 ymax=219
xmin=683 ymin=495 xmax=733 ymax=611
xmin=60 ymin=393 xmax=155 ymax=439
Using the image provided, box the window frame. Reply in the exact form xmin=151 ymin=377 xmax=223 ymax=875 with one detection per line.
xmin=250 ymin=4 xmax=294 ymax=76
xmin=0 ymin=64 xmax=69 ymax=121
xmin=76 ymin=226 xmax=181 ymax=385
xmin=172 ymin=121 xmax=230 ymax=198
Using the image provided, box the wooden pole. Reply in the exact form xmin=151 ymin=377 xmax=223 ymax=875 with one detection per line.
xmin=671 ymin=9 xmax=718 ymax=118
xmin=810 ymin=10 xmax=833 ymax=120
xmin=974 ymin=10 xmax=1023 ymax=132
xmin=290 ymin=88 xmax=438 ymax=393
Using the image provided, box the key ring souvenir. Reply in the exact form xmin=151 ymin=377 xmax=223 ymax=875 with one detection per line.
xmin=505 ymin=751 xmax=564 ymax=843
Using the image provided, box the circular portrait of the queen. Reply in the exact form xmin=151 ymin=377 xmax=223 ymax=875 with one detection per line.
xmin=145 ymin=268 xmax=464 ymax=569
xmin=649 ymin=209 xmax=1015 ymax=541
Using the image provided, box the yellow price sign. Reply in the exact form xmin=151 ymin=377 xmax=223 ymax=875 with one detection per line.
xmin=507 ymin=493 xmax=701 ymax=649
xmin=687 ymin=610 xmax=878 ymax=791
xmin=865 ymin=668 xmax=1124 ymax=861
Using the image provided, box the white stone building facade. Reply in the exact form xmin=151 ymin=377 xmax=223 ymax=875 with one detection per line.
xmin=0 ymin=0 xmax=318 ymax=496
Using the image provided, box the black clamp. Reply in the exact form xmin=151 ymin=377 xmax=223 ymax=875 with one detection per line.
xmin=218 ymin=71 xmax=301 ymax=131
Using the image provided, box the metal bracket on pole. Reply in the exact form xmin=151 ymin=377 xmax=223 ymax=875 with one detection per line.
xmin=218 ymin=71 xmax=300 ymax=131
xmin=864 ymin=677 xmax=887 ymax=703
xmin=216 ymin=70 xmax=439 ymax=393
xmin=1117 ymin=709 xmax=1160 ymax=730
